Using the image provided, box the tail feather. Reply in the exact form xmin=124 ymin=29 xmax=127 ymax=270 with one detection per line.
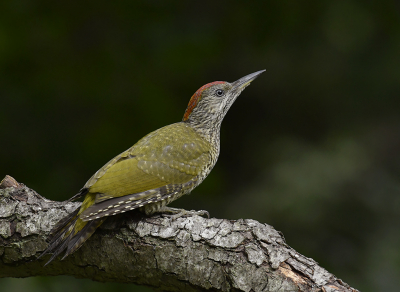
xmin=63 ymin=188 xmax=89 ymax=203
xmin=38 ymin=210 xmax=79 ymax=260
xmin=61 ymin=219 xmax=104 ymax=260
xmin=45 ymin=233 xmax=73 ymax=265
xmin=45 ymin=209 xmax=80 ymax=244
xmin=40 ymin=206 xmax=105 ymax=265
xmin=44 ymin=217 xmax=78 ymax=254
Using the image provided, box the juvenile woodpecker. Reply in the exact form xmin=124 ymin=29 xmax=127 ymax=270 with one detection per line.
xmin=41 ymin=70 xmax=265 ymax=264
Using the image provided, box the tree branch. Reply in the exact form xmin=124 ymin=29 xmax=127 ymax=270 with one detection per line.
xmin=0 ymin=176 xmax=358 ymax=292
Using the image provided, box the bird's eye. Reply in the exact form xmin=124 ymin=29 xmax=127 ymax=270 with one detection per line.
xmin=215 ymin=89 xmax=225 ymax=97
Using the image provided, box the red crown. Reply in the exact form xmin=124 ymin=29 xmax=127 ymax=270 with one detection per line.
xmin=183 ymin=81 xmax=226 ymax=121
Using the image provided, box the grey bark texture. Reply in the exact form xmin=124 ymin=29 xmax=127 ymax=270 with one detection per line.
xmin=0 ymin=176 xmax=359 ymax=292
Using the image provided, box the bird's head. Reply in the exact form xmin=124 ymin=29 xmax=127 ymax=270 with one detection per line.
xmin=183 ymin=70 xmax=265 ymax=128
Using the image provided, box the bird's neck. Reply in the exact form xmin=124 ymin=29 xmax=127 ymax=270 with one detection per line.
xmin=185 ymin=118 xmax=221 ymax=146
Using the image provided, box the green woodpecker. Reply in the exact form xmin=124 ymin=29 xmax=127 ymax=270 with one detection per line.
xmin=41 ymin=70 xmax=265 ymax=264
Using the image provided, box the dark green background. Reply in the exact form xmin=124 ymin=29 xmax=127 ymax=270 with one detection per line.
xmin=1 ymin=1 xmax=399 ymax=291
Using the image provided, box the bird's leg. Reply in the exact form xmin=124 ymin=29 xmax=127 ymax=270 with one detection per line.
xmin=158 ymin=207 xmax=210 ymax=220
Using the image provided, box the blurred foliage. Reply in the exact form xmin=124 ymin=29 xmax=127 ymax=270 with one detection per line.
xmin=1 ymin=1 xmax=400 ymax=291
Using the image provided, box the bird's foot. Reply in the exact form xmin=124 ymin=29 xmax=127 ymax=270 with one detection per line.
xmin=159 ymin=207 xmax=210 ymax=220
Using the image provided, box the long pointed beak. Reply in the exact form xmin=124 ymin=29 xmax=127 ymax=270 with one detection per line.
xmin=232 ymin=70 xmax=266 ymax=90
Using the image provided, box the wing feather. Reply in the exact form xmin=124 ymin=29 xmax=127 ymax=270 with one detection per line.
xmin=84 ymin=123 xmax=211 ymax=201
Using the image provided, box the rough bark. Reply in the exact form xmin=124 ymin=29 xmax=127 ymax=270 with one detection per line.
xmin=0 ymin=176 xmax=359 ymax=292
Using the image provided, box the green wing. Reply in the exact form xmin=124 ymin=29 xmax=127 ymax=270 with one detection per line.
xmin=83 ymin=122 xmax=211 ymax=202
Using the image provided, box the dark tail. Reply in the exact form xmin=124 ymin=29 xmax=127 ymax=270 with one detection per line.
xmin=39 ymin=207 xmax=105 ymax=265
xmin=63 ymin=188 xmax=89 ymax=203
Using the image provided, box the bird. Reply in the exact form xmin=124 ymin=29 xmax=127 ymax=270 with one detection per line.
xmin=40 ymin=70 xmax=265 ymax=265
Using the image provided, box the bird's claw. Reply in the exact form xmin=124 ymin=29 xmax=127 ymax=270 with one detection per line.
xmin=160 ymin=207 xmax=210 ymax=220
